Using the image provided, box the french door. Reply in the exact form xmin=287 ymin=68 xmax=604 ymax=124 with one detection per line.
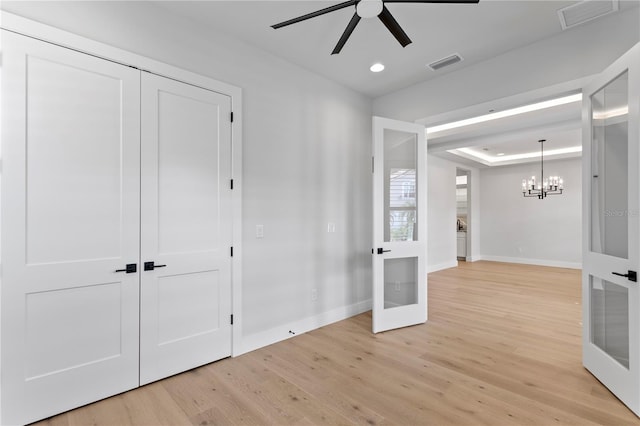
xmin=372 ymin=117 xmax=427 ymax=333
xmin=582 ymin=42 xmax=640 ymax=415
xmin=1 ymin=31 xmax=233 ymax=424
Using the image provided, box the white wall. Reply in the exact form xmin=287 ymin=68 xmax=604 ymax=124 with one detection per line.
xmin=427 ymin=156 xmax=480 ymax=272
xmin=479 ymin=158 xmax=582 ymax=268
xmin=1 ymin=1 xmax=374 ymax=352
xmin=373 ymin=9 xmax=639 ymax=121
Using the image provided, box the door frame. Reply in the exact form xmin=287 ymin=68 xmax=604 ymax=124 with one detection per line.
xmin=0 ymin=11 xmax=245 ymax=357
xmin=455 ymin=167 xmax=472 ymax=261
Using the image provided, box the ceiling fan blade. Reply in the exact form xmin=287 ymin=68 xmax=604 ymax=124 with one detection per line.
xmin=383 ymin=0 xmax=479 ymax=3
xmin=332 ymin=13 xmax=361 ymax=55
xmin=378 ymin=6 xmax=411 ymax=47
xmin=272 ymin=0 xmax=357 ymax=29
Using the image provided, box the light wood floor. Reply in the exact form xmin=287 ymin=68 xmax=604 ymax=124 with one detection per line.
xmin=35 ymin=261 xmax=640 ymax=425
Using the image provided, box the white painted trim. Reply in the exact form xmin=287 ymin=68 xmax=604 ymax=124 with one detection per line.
xmin=427 ymin=260 xmax=458 ymax=273
xmin=0 ymin=11 xmax=244 ymax=357
xmin=479 ymin=255 xmax=582 ymax=270
xmin=230 ymin=100 xmax=243 ymax=358
xmin=235 ymin=300 xmax=372 ymax=356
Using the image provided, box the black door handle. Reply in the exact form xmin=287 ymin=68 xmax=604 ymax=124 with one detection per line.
xmin=144 ymin=261 xmax=167 ymax=271
xmin=377 ymin=248 xmax=391 ymax=255
xmin=612 ymin=270 xmax=637 ymax=282
xmin=115 ymin=263 xmax=137 ymax=273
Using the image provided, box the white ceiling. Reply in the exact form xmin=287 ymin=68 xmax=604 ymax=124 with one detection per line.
xmin=152 ymin=0 xmax=592 ymax=98
xmin=151 ymin=0 xmax=637 ymax=168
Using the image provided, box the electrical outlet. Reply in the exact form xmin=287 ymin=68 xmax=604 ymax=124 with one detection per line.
xmin=311 ymin=288 xmax=318 ymax=301
xmin=256 ymin=224 xmax=264 ymax=238
xmin=327 ymin=222 xmax=336 ymax=233
xmin=394 ymin=282 xmax=401 ymax=291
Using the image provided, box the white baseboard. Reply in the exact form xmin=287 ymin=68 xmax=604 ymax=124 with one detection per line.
xmin=427 ymin=260 xmax=458 ymax=273
xmin=479 ymin=255 xmax=582 ymax=270
xmin=235 ymin=299 xmax=372 ymax=356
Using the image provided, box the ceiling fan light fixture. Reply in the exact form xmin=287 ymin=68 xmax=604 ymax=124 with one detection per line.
xmin=357 ymin=0 xmax=384 ymax=18
xmin=370 ymin=62 xmax=385 ymax=72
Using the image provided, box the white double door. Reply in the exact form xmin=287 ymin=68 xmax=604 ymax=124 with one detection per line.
xmin=1 ymin=32 xmax=232 ymax=425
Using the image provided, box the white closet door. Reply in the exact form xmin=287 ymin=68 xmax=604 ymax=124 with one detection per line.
xmin=140 ymin=72 xmax=232 ymax=385
xmin=1 ymin=32 xmax=141 ymax=425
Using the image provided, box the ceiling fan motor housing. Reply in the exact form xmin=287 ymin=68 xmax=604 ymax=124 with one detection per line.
xmin=357 ymin=0 xmax=384 ymax=18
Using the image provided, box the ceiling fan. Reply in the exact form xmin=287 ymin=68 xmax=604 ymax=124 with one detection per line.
xmin=271 ymin=0 xmax=480 ymax=55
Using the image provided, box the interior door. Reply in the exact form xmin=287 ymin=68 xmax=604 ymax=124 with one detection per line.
xmin=372 ymin=116 xmax=427 ymax=333
xmin=1 ymin=31 xmax=141 ymax=425
xmin=582 ymin=43 xmax=640 ymax=415
xmin=139 ymin=72 xmax=233 ymax=385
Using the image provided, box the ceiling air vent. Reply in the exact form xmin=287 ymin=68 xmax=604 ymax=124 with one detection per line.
xmin=427 ymin=53 xmax=463 ymax=71
xmin=557 ymin=0 xmax=618 ymax=30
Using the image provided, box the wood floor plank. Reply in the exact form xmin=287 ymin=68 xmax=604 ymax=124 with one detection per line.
xmin=32 ymin=261 xmax=640 ymax=425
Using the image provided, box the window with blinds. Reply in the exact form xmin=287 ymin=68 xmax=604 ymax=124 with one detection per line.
xmin=389 ymin=168 xmax=417 ymax=241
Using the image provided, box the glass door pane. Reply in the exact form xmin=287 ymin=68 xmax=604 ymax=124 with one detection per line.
xmin=591 ymin=71 xmax=629 ymax=259
xmin=384 ymin=257 xmax=418 ymax=309
xmin=384 ymin=129 xmax=418 ymax=242
xmin=590 ymin=276 xmax=629 ymax=369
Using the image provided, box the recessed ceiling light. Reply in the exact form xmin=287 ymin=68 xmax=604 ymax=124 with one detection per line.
xmin=370 ymin=63 xmax=385 ymax=73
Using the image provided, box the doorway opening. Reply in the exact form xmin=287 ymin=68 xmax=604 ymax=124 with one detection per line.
xmin=456 ymin=168 xmax=471 ymax=261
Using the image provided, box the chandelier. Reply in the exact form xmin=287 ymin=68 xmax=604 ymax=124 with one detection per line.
xmin=522 ymin=139 xmax=563 ymax=199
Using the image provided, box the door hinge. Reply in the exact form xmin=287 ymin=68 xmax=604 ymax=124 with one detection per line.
xmin=230 ymin=314 xmax=234 ymax=325
xmin=372 ymin=157 xmax=374 ymax=173
xmin=230 ymin=111 xmax=234 ymax=123
xmin=230 ymin=179 xmax=234 ymax=190
xmin=231 ymin=247 xmax=234 ymax=257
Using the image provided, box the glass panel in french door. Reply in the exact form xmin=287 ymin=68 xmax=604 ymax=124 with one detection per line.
xmin=591 ymin=71 xmax=629 ymax=259
xmin=384 ymin=129 xmax=418 ymax=242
